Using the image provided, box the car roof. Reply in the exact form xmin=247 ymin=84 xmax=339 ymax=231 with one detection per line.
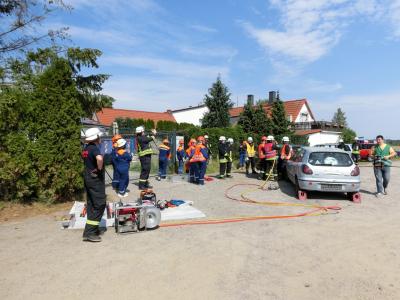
xmin=303 ymin=147 xmax=348 ymax=153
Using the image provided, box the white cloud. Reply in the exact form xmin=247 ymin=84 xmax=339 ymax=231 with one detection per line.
xmin=179 ymin=45 xmax=238 ymax=61
xmin=242 ymin=0 xmax=380 ymax=63
xmin=102 ymin=55 xmax=229 ymax=79
xmin=190 ymin=24 xmax=218 ymax=33
xmin=102 ymin=76 xmax=209 ymax=111
xmin=311 ymin=90 xmax=400 ymax=138
xmin=67 ymin=25 xmax=139 ymax=47
xmin=388 ymin=0 xmax=400 ymax=38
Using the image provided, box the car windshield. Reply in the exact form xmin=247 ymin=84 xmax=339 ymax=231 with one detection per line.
xmin=308 ymin=152 xmax=353 ymax=166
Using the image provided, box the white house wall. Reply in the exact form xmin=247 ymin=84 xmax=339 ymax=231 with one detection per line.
xmin=172 ymin=107 xmax=209 ymax=126
xmin=308 ymin=131 xmax=341 ymax=146
xmin=295 ymin=104 xmax=315 ymax=123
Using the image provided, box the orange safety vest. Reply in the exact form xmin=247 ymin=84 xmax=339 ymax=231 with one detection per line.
xmin=265 ymin=143 xmax=277 ymax=160
xmin=280 ymin=144 xmax=291 ymax=160
xmin=258 ymin=143 xmax=266 ymax=159
xmin=190 ymin=144 xmax=206 ymax=162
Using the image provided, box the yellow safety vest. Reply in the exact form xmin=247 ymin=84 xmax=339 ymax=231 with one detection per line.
xmin=246 ymin=142 xmax=256 ymax=157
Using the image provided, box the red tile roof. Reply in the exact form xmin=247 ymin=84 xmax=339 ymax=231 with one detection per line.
xmin=95 ymin=108 xmax=176 ymax=126
xmin=229 ymin=99 xmax=315 ymax=121
xmin=295 ymin=129 xmax=322 ymax=136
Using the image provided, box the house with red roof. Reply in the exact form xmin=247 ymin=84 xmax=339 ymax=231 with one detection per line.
xmin=93 ymin=107 xmax=176 ymax=127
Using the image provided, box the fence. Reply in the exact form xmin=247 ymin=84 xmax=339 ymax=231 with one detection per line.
xmin=100 ymin=129 xmax=185 ymax=174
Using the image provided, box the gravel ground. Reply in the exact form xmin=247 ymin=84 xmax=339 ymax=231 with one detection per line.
xmin=0 ymin=162 xmax=399 ymax=300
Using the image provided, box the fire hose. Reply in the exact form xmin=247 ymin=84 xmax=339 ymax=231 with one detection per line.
xmin=160 ymin=159 xmax=341 ymax=228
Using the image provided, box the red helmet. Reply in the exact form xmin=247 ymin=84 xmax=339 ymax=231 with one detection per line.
xmin=112 ymin=134 xmax=122 ymax=143
xmin=261 ymin=136 xmax=267 ymax=141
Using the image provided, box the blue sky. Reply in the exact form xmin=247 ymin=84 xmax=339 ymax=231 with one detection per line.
xmin=48 ymin=0 xmax=400 ymax=138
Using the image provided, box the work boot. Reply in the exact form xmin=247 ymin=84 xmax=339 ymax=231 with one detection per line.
xmin=98 ymin=227 xmax=107 ymax=236
xmin=83 ymin=235 xmax=102 ymax=242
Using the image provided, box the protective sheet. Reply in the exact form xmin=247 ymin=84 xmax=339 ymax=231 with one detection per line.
xmin=62 ymin=200 xmax=206 ymax=229
xmin=161 ymin=204 xmax=206 ymax=221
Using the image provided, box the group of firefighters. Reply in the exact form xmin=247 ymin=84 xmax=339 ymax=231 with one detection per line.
xmin=81 ymin=126 xmax=397 ymax=242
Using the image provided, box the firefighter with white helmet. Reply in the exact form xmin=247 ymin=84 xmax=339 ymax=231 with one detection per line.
xmin=136 ymin=126 xmax=157 ymax=190
xmin=278 ymin=136 xmax=292 ymax=180
xmin=81 ymin=127 xmax=105 ymax=242
xmin=218 ymin=136 xmax=228 ymax=178
xmin=264 ymin=135 xmax=278 ymax=180
xmin=245 ymin=137 xmax=257 ymax=175
xmin=225 ymin=138 xmax=234 ymax=177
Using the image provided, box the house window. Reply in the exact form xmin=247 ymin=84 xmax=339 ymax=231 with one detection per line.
xmin=287 ymin=115 xmax=293 ymax=122
xmin=300 ymin=113 xmax=308 ymax=122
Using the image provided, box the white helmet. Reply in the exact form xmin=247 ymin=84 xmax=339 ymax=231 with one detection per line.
xmin=339 ymin=138 xmax=344 ymax=143
xmin=247 ymin=137 xmax=253 ymax=142
xmin=85 ymin=127 xmax=102 ymax=142
xmin=219 ymin=136 xmax=226 ymax=141
xmin=204 ymin=135 xmax=209 ymax=139
xmin=282 ymin=136 xmax=289 ymax=142
xmin=116 ymin=138 xmax=127 ymax=148
xmin=267 ymin=135 xmax=274 ymax=141
xmin=227 ymin=138 xmax=234 ymax=143
xmin=135 ymin=126 xmax=144 ymax=134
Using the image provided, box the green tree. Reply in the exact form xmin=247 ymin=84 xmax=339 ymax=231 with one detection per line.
xmin=332 ymin=107 xmax=347 ymax=127
xmin=253 ymin=103 xmax=272 ymax=135
xmin=270 ymin=100 xmax=293 ymax=140
xmin=201 ymin=76 xmax=233 ymax=128
xmin=0 ymin=47 xmax=110 ymax=202
xmin=341 ymin=127 xmax=357 ymax=144
xmin=238 ymin=102 xmax=255 ymax=133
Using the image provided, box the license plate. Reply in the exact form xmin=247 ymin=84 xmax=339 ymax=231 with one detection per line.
xmin=321 ymin=184 xmax=343 ymax=191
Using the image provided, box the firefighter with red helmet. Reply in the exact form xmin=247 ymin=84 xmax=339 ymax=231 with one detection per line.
xmin=186 ymin=138 xmax=197 ymax=182
xmin=258 ymin=136 xmax=267 ymax=180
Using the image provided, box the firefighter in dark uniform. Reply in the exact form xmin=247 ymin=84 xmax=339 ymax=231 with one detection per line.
xmin=136 ymin=126 xmax=157 ymax=190
xmin=81 ymin=128 xmax=106 ymax=242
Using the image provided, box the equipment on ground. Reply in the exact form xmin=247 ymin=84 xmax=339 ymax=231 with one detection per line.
xmin=114 ymin=189 xmax=162 ymax=233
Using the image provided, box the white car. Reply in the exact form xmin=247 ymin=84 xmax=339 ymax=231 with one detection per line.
xmin=286 ymin=147 xmax=361 ymax=202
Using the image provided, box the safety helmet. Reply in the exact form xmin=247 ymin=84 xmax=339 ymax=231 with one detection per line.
xmin=247 ymin=137 xmax=253 ymax=143
xmin=339 ymin=138 xmax=344 ymax=143
xmin=261 ymin=136 xmax=267 ymax=141
xmin=282 ymin=136 xmax=289 ymax=142
xmin=267 ymin=135 xmax=274 ymax=141
xmin=219 ymin=136 xmax=226 ymax=141
xmin=227 ymin=138 xmax=233 ymax=143
xmin=204 ymin=135 xmax=209 ymax=139
xmin=135 ymin=126 xmax=145 ymax=134
xmin=354 ymin=137 xmax=358 ymax=141
xmin=112 ymin=134 xmax=122 ymax=143
xmin=116 ymin=138 xmax=127 ymax=148
xmin=197 ymin=136 xmax=205 ymax=142
xmin=179 ymin=139 xmax=184 ymax=145
xmin=85 ymin=127 xmax=102 ymax=142
xmin=163 ymin=138 xmax=169 ymax=144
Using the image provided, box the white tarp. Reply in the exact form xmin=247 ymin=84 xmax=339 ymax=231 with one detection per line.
xmin=63 ymin=201 xmax=206 ymax=229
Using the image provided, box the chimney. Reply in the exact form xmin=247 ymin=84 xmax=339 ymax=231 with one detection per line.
xmin=268 ymin=91 xmax=277 ymax=104
xmin=166 ymin=109 xmax=172 ymax=114
xmin=247 ymin=94 xmax=254 ymax=106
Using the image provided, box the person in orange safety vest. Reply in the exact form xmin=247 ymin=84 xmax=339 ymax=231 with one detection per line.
xmin=190 ymin=136 xmax=209 ymax=185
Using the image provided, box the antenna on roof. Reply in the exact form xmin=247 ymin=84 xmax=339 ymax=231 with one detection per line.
xmin=277 ymin=90 xmax=280 ymax=101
